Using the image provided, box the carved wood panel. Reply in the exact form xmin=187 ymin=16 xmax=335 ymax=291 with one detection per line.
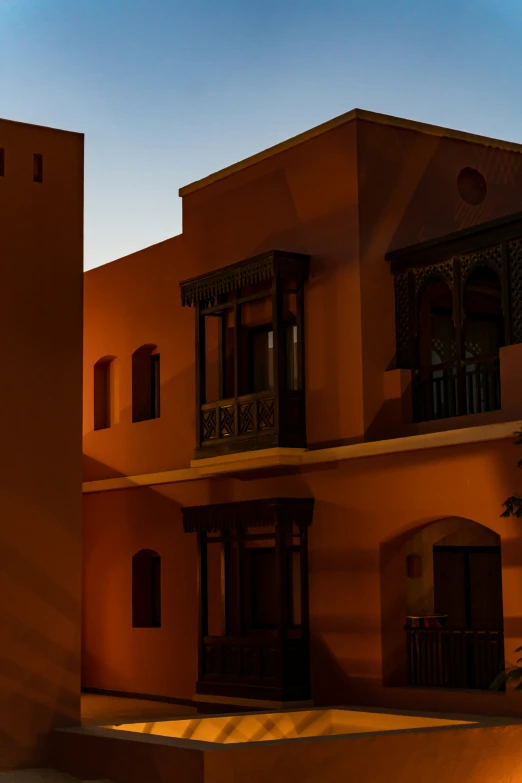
xmin=509 ymin=240 xmax=522 ymax=344
xmin=459 ymin=244 xmax=502 ymax=284
xmin=394 ymin=272 xmax=411 ymax=369
xmin=414 ymin=259 xmax=454 ymax=297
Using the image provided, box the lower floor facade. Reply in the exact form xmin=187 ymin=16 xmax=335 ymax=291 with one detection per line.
xmin=82 ymin=433 xmax=522 ymax=718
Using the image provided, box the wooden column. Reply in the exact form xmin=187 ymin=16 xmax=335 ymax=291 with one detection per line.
xmin=220 ymin=536 xmax=228 ymax=635
xmin=218 ymin=310 xmax=226 ymax=401
xmin=272 ymin=271 xmax=285 ymax=431
xmin=275 ymin=508 xmax=290 ymax=688
xmin=299 ymin=522 xmax=310 ymax=642
xmin=453 ymin=258 xmax=465 ymax=416
xmin=233 ymin=291 xmax=241 ymax=436
xmin=502 ymin=242 xmax=512 ymax=345
xmin=195 ymin=303 xmax=206 ymax=449
xmin=236 ymin=535 xmax=244 ymax=637
xmin=196 ymin=532 xmax=208 ymax=682
xmin=296 ymin=271 xmax=305 ymax=391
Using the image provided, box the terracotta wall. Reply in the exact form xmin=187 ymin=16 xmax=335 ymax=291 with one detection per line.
xmin=83 ymin=115 xmax=522 ymax=718
xmin=83 ymin=434 xmax=522 ymax=718
xmin=0 ymin=119 xmax=83 ymax=768
xmin=356 ymin=119 xmax=522 ymax=438
xmin=83 ymin=118 xmax=522 ymax=483
xmin=83 ymin=235 xmax=197 ymax=480
xmin=83 ymin=122 xmax=361 ymax=482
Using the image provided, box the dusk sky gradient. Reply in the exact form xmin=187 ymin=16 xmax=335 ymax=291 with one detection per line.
xmin=1 ymin=0 xmax=520 ymax=270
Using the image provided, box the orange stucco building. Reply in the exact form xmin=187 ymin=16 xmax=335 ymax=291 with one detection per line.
xmin=81 ymin=110 xmax=522 ymax=723
xmin=0 ymin=118 xmax=84 ymax=769
xmin=79 ymin=109 xmax=522 ymax=727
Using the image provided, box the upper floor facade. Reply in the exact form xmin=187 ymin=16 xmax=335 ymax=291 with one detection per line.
xmin=83 ymin=108 xmax=522 ymax=483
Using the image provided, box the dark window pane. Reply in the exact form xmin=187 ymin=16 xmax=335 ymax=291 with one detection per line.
xmin=93 ymin=358 xmax=112 ymax=430
xmin=33 ymin=153 xmax=43 ymax=183
xmin=286 ymin=323 xmax=299 ymax=390
xmin=151 ymin=354 xmax=160 ymax=419
xmin=132 ymin=549 xmax=161 ymax=628
xmin=250 ymin=328 xmax=273 ymax=393
xmin=250 ymin=548 xmax=277 ymax=629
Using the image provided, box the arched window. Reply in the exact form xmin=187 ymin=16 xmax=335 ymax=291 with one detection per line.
xmin=132 ymin=549 xmax=161 ymax=628
xmin=94 ymin=356 xmax=116 ymax=430
xmin=413 ymin=267 xmax=504 ymax=421
xmin=462 ymin=266 xmax=503 ymax=415
xmin=417 ymin=279 xmax=455 ymax=369
xmin=463 ymin=265 xmax=503 ymax=360
xmin=132 ymin=344 xmax=160 ymax=423
xmin=415 ymin=279 xmax=456 ymax=420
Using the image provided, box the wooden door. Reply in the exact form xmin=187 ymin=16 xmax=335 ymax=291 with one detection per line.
xmin=433 ymin=548 xmax=467 ymax=627
xmin=434 ymin=546 xmax=503 ymax=629
xmin=469 ymin=549 xmax=503 ymax=630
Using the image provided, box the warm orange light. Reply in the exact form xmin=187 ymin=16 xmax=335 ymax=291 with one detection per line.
xmin=104 ymin=709 xmax=476 ymax=745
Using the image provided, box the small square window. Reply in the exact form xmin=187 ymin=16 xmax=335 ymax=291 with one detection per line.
xmin=33 ymin=153 xmax=43 ymax=183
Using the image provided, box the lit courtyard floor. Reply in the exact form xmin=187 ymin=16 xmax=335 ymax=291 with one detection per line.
xmin=103 ymin=706 xmax=477 ymax=743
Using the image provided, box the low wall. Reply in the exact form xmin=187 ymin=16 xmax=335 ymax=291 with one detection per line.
xmin=52 ymin=714 xmax=522 ymax=783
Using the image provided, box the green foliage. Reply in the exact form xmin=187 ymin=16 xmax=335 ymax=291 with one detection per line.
xmin=491 ymin=646 xmax=522 ymax=691
xmin=494 ymin=431 xmax=522 ymax=690
xmin=500 ymin=427 xmax=522 ymax=518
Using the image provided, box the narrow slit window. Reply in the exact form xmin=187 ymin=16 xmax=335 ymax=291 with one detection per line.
xmin=150 ymin=354 xmax=160 ymax=419
xmin=94 ymin=358 xmax=113 ymax=431
xmin=132 ymin=345 xmax=160 ymax=422
xmin=33 ymin=153 xmax=43 ymax=183
xmin=0 ymin=148 xmax=4 ymax=177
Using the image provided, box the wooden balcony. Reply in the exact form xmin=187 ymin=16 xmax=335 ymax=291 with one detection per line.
xmin=406 ymin=627 xmax=505 ymax=690
xmin=412 ymin=355 xmax=501 ymax=423
xmin=180 ymin=250 xmax=310 ymax=460
xmin=198 ymin=634 xmax=310 ymax=702
xmin=199 ymin=389 xmax=306 ymax=457
xmin=182 ymin=498 xmax=314 ymax=705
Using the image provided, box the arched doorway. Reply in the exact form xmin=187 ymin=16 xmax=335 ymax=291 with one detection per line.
xmin=405 ymin=518 xmax=505 ymax=690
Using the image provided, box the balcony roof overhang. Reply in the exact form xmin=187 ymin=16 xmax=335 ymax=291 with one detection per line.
xmin=181 ymin=496 xmax=315 ymax=534
xmin=179 ymin=250 xmax=310 ymax=307
xmin=386 ymin=210 xmax=522 ymax=273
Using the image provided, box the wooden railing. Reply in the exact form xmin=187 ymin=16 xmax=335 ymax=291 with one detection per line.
xmin=412 ymin=355 xmax=501 ymax=423
xmin=198 ymin=388 xmax=306 ymax=455
xmin=406 ymin=627 xmax=505 ymax=690
xmin=200 ymin=391 xmax=276 ymax=444
xmin=199 ymin=634 xmax=310 ymax=700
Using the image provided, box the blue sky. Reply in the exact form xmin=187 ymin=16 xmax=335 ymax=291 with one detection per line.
xmin=1 ymin=0 xmax=520 ymax=270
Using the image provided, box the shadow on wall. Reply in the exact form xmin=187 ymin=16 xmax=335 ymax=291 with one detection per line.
xmin=0 ymin=541 xmax=81 ymax=769
xmin=83 ymin=454 xmax=125 ymax=482
xmin=82 ymin=480 xmax=201 ymax=703
xmin=307 ymin=499 xmax=382 ymax=705
xmin=0 ymin=687 xmax=78 ymax=771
